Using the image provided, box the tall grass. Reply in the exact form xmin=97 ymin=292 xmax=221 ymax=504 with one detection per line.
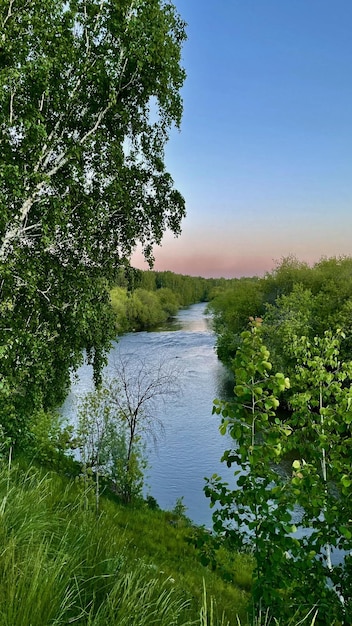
xmin=199 ymin=580 xmax=231 ymax=626
xmin=0 ymin=460 xmax=250 ymax=625
xmin=0 ymin=460 xmax=323 ymax=625
xmin=85 ymin=570 xmax=191 ymax=625
xmin=235 ymin=608 xmax=319 ymax=626
xmin=197 ymin=587 xmax=319 ymax=626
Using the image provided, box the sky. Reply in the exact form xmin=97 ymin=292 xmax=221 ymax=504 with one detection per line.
xmin=132 ymin=0 xmax=352 ymax=279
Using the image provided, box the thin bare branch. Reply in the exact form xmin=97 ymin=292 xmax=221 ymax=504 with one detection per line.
xmin=2 ymin=0 xmax=15 ymax=30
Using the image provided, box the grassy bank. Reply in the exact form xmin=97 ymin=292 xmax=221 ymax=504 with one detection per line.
xmin=0 ymin=458 xmax=252 ymax=625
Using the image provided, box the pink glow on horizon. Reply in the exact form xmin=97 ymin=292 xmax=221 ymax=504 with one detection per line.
xmin=131 ymin=247 xmax=278 ymax=279
xmin=131 ymin=232 xmax=352 ymax=279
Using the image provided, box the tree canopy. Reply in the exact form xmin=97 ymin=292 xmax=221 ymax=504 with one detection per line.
xmin=208 ymin=255 xmax=352 ymax=374
xmin=0 ymin=0 xmax=186 ymax=445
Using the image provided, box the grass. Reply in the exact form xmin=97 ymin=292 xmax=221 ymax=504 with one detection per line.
xmin=0 ymin=459 xmax=252 ymax=625
xmin=0 ymin=458 xmax=323 ymax=625
xmin=236 ymin=608 xmax=319 ymax=626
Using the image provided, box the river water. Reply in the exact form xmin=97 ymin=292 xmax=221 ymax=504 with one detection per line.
xmin=61 ymin=302 xmax=235 ymax=527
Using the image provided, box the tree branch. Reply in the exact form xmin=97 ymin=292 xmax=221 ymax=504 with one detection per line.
xmin=0 ymin=0 xmax=137 ymax=261
xmin=2 ymin=0 xmax=14 ymax=30
xmin=9 ymin=89 xmax=15 ymax=124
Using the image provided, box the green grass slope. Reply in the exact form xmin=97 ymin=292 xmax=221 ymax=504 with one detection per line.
xmin=0 ymin=460 xmax=252 ymax=625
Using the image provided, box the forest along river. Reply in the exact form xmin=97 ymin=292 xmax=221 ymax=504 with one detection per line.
xmin=60 ymin=302 xmax=235 ymax=527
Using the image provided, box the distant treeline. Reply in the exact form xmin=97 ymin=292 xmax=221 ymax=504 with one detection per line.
xmin=110 ymin=268 xmax=231 ymax=333
xmin=208 ymin=255 xmax=352 ymax=379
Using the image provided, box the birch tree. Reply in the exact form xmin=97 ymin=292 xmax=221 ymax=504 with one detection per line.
xmin=0 ymin=0 xmax=186 ymax=443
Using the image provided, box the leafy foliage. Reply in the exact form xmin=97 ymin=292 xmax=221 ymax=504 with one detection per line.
xmin=208 ymin=255 xmax=352 ymax=374
xmin=205 ymin=321 xmax=293 ymax=616
xmin=209 ymin=279 xmax=264 ymax=365
xmin=206 ymin=321 xmax=352 ymax=624
xmin=0 ymin=0 xmax=186 ymax=445
xmin=286 ymin=330 xmax=352 ymax=621
xmin=110 ymin=269 xmax=222 ymax=333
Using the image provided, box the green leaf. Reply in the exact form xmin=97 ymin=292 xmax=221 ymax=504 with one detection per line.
xmin=339 ymin=526 xmax=352 ymax=539
xmin=219 ymin=421 xmax=228 ymax=436
xmin=341 ymin=475 xmax=351 ymax=489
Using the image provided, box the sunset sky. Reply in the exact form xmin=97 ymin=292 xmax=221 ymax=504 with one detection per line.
xmin=132 ymin=0 xmax=352 ymax=278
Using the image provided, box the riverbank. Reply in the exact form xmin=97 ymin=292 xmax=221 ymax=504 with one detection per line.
xmin=0 ymin=457 xmax=252 ymax=625
xmin=108 ymin=268 xmax=222 ymax=334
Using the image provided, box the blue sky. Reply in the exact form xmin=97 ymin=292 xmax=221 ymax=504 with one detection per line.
xmin=132 ymin=0 xmax=352 ymax=278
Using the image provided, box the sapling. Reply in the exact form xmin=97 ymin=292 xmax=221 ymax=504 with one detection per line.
xmin=207 ymin=322 xmax=352 ymax=624
xmin=205 ymin=319 xmax=292 ymax=619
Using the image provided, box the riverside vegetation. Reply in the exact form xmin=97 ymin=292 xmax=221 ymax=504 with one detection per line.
xmin=205 ymin=255 xmax=352 ymax=625
xmin=0 ymin=456 xmax=253 ymax=625
xmin=1 ymin=257 xmax=351 ymax=624
xmin=1 ymin=0 xmax=351 ymax=622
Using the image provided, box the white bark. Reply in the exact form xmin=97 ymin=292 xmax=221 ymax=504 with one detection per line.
xmin=1 ymin=0 xmax=15 ymax=32
xmin=0 ymin=1 xmax=138 ymax=262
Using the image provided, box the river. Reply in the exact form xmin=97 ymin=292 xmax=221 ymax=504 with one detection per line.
xmin=61 ymin=301 xmax=346 ymax=566
xmin=60 ymin=302 xmax=235 ymax=527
